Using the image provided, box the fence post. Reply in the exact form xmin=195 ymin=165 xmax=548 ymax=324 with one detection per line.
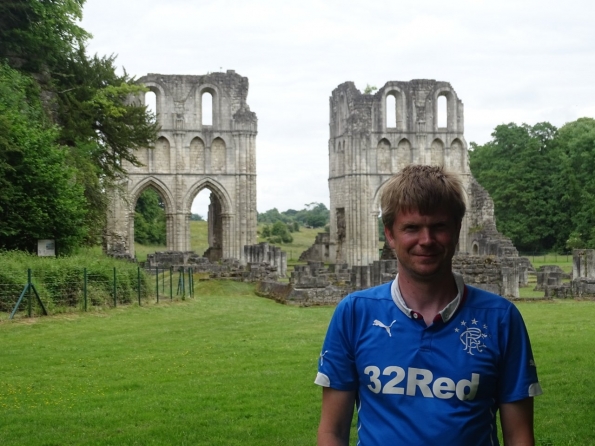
xmin=137 ymin=267 xmax=141 ymax=306
xmin=187 ymin=268 xmax=192 ymax=298
xmin=156 ymin=267 xmax=159 ymax=304
xmin=27 ymin=269 xmax=32 ymax=317
xmin=84 ymin=268 xmax=88 ymax=311
xmin=113 ymin=267 xmax=117 ymax=307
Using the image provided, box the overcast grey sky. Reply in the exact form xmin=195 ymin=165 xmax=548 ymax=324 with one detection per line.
xmin=80 ymin=0 xmax=595 ymax=214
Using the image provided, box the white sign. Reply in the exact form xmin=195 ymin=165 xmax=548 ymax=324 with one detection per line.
xmin=38 ymin=239 xmax=56 ymax=257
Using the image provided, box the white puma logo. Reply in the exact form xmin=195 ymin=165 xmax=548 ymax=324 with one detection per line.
xmin=373 ymin=319 xmax=396 ymax=337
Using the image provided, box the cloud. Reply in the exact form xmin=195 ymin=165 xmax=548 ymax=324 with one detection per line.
xmin=81 ymin=0 xmax=595 ymax=210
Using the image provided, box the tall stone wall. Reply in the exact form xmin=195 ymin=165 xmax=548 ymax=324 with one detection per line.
xmin=325 ymin=79 xmax=514 ymax=267
xmin=105 ymin=71 xmax=257 ymax=263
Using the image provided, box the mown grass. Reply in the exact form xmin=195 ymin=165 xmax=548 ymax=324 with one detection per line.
xmin=0 ymin=282 xmax=594 ymax=445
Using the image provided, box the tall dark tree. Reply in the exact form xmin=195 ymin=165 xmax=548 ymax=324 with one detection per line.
xmin=0 ymin=63 xmax=87 ymax=253
xmin=0 ymin=0 xmax=158 ymax=249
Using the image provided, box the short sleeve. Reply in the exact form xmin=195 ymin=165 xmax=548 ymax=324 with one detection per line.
xmin=498 ymin=304 xmax=543 ymax=403
xmin=314 ymin=296 xmax=359 ymax=391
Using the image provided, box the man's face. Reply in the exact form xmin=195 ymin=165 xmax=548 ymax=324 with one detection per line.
xmin=384 ymin=207 xmax=460 ymax=282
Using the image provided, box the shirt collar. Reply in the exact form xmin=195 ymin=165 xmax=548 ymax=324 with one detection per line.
xmin=390 ymin=272 xmax=465 ymax=323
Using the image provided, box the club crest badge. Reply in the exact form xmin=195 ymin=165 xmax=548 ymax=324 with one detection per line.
xmin=454 ymin=319 xmax=489 ymax=355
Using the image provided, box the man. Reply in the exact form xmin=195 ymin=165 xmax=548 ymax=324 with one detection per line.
xmin=315 ymin=165 xmax=542 ymax=446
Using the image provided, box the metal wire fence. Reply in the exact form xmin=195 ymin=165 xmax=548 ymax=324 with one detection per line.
xmin=1 ymin=265 xmax=195 ymax=320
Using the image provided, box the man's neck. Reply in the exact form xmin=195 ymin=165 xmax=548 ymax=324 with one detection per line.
xmin=397 ymin=269 xmax=458 ymax=325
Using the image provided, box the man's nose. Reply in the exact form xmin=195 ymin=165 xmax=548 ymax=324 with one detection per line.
xmin=418 ymin=227 xmax=434 ymax=245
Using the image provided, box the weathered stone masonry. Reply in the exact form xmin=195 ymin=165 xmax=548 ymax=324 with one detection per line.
xmin=104 ymin=71 xmax=258 ymax=263
xmin=326 ymin=79 xmax=515 ymax=267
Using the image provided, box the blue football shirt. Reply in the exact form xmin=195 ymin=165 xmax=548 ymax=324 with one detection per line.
xmin=315 ymin=276 xmax=542 ymax=445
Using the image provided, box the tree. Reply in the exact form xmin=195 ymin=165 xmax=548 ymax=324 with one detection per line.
xmin=134 ymin=188 xmax=166 ymax=245
xmin=0 ymin=63 xmax=87 ymax=253
xmin=270 ymin=221 xmax=293 ymax=243
xmin=0 ymin=0 xmax=89 ymax=74
xmin=469 ymin=122 xmax=564 ymax=252
xmin=363 ymin=84 xmax=378 ymax=94
xmin=0 ymin=0 xmax=159 ymax=249
xmin=555 ymin=118 xmax=595 ymax=248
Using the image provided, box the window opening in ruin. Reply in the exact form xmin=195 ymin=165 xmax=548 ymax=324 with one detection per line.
xmin=145 ymin=91 xmax=157 ymax=122
xmin=134 ymin=186 xmax=166 ymax=250
xmin=190 ymin=189 xmax=210 ymax=256
xmin=386 ymin=94 xmax=396 ymax=128
xmin=202 ymin=92 xmax=213 ymax=126
xmin=190 ymin=188 xmax=223 ymax=261
xmin=473 ymin=243 xmax=479 ymax=255
xmin=437 ymin=95 xmax=447 ymax=128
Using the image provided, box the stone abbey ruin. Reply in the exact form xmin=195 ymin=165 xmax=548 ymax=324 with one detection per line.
xmin=104 ymin=72 xmax=595 ymax=303
xmin=105 ymin=71 xmax=258 ymax=263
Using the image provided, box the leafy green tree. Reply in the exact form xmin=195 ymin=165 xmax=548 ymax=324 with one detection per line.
xmin=190 ymin=214 xmax=204 ymax=221
xmin=0 ymin=0 xmax=88 ymax=74
xmin=271 ymin=221 xmax=293 ymax=243
xmin=0 ymin=0 xmax=159 ymax=248
xmin=134 ymin=188 xmax=166 ymax=245
xmin=0 ymin=62 xmax=87 ymax=253
xmin=470 ymin=122 xmax=564 ymax=252
xmin=556 ymin=118 xmax=595 ymax=248
xmin=261 ymin=225 xmax=271 ymax=238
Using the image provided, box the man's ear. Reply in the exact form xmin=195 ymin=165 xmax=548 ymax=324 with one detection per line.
xmin=384 ymin=225 xmax=396 ymax=249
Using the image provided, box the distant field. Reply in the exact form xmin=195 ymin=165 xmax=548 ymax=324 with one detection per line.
xmin=256 ymin=224 xmax=321 ymax=263
xmin=134 ymin=221 xmax=320 ymax=264
xmin=1 ymin=282 xmax=594 ymax=445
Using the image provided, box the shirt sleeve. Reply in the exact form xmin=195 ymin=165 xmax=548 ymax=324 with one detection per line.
xmin=314 ymin=296 xmax=359 ymax=391
xmin=498 ymin=304 xmax=543 ymax=403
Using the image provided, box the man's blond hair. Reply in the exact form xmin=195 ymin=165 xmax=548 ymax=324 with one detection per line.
xmin=380 ymin=164 xmax=466 ymax=229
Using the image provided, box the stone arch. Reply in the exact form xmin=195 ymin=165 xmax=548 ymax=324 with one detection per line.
xmin=197 ymin=84 xmax=221 ymax=128
xmin=185 ymin=178 xmax=234 ymax=261
xmin=450 ymin=138 xmax=465 ymax=171
xmin=105 ymin=73 xmax=257 ymax=263
xmin=434 ymin=88 xmax=455 ymax=131
xmin=372 ymin=180 xmax=386 ymax=217
xmin=127 ymin=177 xmax=176 ymax=258
xmin=189 ymin=136 xmax=205 ymax=173
xmin=141 ymin=81 xmax=167 ymax=126
xmin=211 ymin=137 xmax=226 ymax=173
xmin=430 ymin=138 xmax=445 ymax=166
xmin=472 ymin=241 xmax=479 ymax=255
xmin=153 ymin=136 xmax=171 ymax=173
xmin=384 ymin=88 xmax=405 ymax=131
xmin=396 ymin=138 xmax=412 ymax=170
xmin=184 ymin=177 xmax=232 ymax=215
xmin=377 ymin=138 xmax=391 ymax=173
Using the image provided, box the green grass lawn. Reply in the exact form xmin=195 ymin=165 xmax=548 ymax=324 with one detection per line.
xmin=1 ymin=282 xmax=594 ymax=445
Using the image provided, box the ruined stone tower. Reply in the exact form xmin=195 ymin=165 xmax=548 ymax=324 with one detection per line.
xmin=104 ymin=70 xmax=257 ymax=262
xmin=327 ymin=79 xmax=513 ymax=267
